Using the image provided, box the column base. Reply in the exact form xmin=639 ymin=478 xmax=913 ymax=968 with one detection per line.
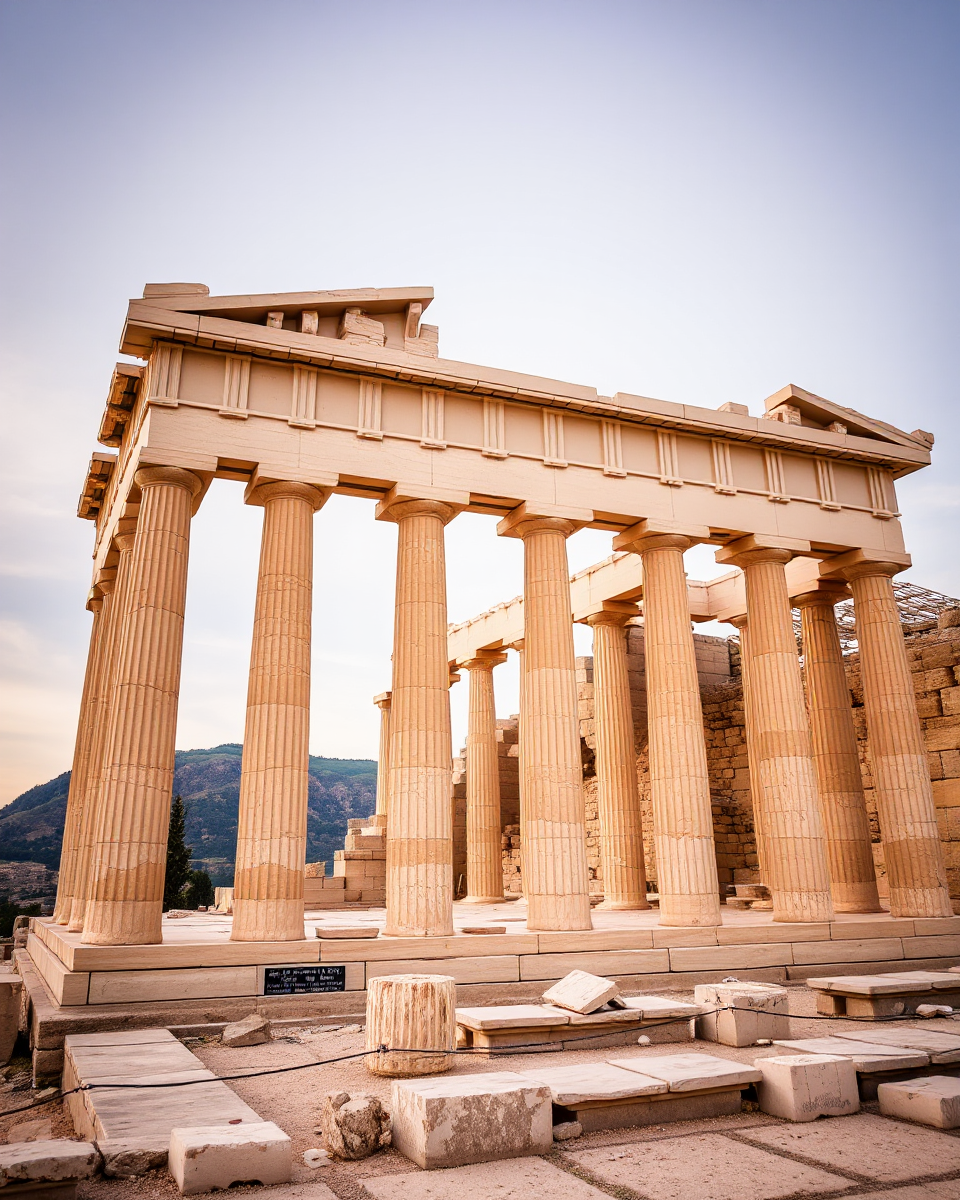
xmin=887 ymin=885 xmax=954 ymax=919
xmin=658 ymin=894 xmax=722 ymax=927
xmin=771 ymin=889 xmax=835 ymax=923
xmin=596 ymin=899 xmax=652 ymax=911
xmin=231 ymin=897 xmax=306 ymax=942
xmin=65 ymin=898 xmax=86 ymax=934
xmin=81 ymin=900 xmax=162 ymax=946
xmin=459 ymin=896 xmax=505 ymax=905
xmin=526 ymin=894 xmax=592 ymax=931
xmin=832 ymin=880 xmax=884 ymax=913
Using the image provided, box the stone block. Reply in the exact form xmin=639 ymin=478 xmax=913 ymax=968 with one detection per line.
xmin=0 ymin=974 xmax=22 ymax=1065
xmin=97 ymin=1136 xmax=170 ymax=1176
xmin=694 ymin=981 xmax=790 ymax=1046
xmin=541 ymin=970 xmax=619 ymax=1013
xmin=878 ymin=1074 xmax=960 ymax=1128
xmin=222 ymin=1013 xmax=271 ymax=1046
xmin=756 ymin=1053 xmax=859 ymax=1121
xmin=389 ymin=1071 xmax=553 ymax=1169
xmin=168 ymin=1122 xmax=292 ymax=1196
xmin=0 ymin=1141 xmax=100 ymax=1187
xmin=608 ymin=1052 xmax=761 ymax=1091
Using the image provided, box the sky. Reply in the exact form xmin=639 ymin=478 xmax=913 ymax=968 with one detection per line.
xmin=1 ymin=0 xmax=957 ymax=806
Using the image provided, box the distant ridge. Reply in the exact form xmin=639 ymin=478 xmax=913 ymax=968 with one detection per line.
xmin=0 ymin=744 xmax=377 ymax=886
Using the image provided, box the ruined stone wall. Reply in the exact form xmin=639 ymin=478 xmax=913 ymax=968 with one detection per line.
xmin=496 ymin=614 xmax=960 ymax=907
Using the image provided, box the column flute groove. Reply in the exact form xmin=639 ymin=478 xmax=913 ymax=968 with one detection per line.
xmin=82 ymin=468 xmax=202 ymax=946
xmin=844 ymin=561 xmax=952 ymax=917
xmin=232 ymin=480 xmax=328 ymax=943
xmin=586 ymin=609 xmax=649 ymax=910
xmin=462 ymin=654 xmax=508 ymax=903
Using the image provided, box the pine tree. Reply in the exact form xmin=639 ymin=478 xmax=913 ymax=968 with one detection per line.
xmin=183 ymin=869 xmax=215 ymax=909
xmin=163 ymin=794 xmax=192 ymax=911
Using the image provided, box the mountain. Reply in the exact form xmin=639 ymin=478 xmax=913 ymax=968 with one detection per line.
xmin=0 ymin=745 xmax=378 ymax=888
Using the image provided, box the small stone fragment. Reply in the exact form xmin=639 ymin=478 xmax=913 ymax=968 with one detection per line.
xmin=319 ymin=1091 xmax=390 ymax=1160
xmin=303 ymin=1148 xmax=331 ymax=1167
xmin=552 ymin=1121 xmax=582 ymax=1141
xmin=542 ymin=970 xmax=620 ymax=1015
xmin=221 ymin=1013 xmax=272 ymax=1047
xmin=917 ymin=1004 xmax=953 ymax=1018
xmin=460 ymin=926 xmax=507 ymax=935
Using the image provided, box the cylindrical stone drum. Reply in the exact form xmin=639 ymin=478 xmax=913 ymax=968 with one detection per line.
xmin=364 ymin=973 xmax=456 ymax=1077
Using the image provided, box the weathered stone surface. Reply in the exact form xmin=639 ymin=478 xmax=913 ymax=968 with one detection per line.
xmin=457 ymin=1004 xmax=568 ymax=1030
xmin=695 ymin=981 xmax=790 ymax=1046
xmin=521 ymin=1062 xmax=667 ymax=1105
xmin=756 ymin=1053 xmax=860 ymax=1121
xmin=608 ymin=1052 xmax=761 ymax=1091
xmin=315 ymin=926 xmax=379 ymax=939
xmin=5 ymin=1118 xmax=53 ymax=1143
xmin=571 ymin=1132 xmax=847 ymax=1200
xmin=771 ymin=1036 xmax=929 ymax=1073
xmin=97 ymin=1135 xmax=169 ymax=1176
xmin=363 ymin=1156 xmax=610 ymax=1199
xmin=168 ymin=1121 xmax=292 ymax=1196
xmin=552 ymin=1120 xmax=582 ymax=1140
xmin=740 ymin=1112 xmax=960 ymax=1182
xmin=0 ymin=1140 xmax=100 ymax=1185
xmin=878 ymin=1075 xmax=960 ymax=1128
xmin=542 ymin=970 xmax=618 ymax=1014
xmin=0 ymin=974 xmax=22 ymax=1066
xmin=365 ymin=974 xmax=456 ymax=1077
xmin=841 ymin=1027 xmax=960 ymax=1063
xmin=318 ymin=1092 xmax=390 ymax=1160
xmin=390 ymin=1071 xmax=552 ymax=1169
xmin=222 ymin=1013 xmax=272 ymax=1047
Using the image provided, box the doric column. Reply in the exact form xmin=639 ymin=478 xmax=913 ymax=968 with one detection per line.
xmin=373 ymin=691 xmax=392 ymax=829
xmin=615 ymin=521 xmax=721 ymax=926
xmin=584 ymin=605 xmax=649 ymax=910
xmin=69 ymin=519 xmax=139 ymax=932
xmin=716 ymin=536 xmax=834 ymax=923
xmin=378 ymin=488 xmax=464 ymax=937
xmin=840 ymin=557 xmax=951 ymax=917
xmin=795 ymin=586 xmax=881 ymax=913
xmin=82 ymin=467 xmax=202 ymax=945
xmin=726 ymin=615 xmax=767 ymax=883
xmin=498 ymin=504 xmax=592 ymax=932
xmin=53 ymin=594 xmax=105 ymax=924
xmin=232 ymin=481 xmax=329 ymax=943
xmin=462 ymin=652 xmax=508 ymax=903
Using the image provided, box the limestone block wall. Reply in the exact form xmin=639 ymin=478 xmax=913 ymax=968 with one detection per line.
xmin=497 ymin=617 xmax=960 ymax=908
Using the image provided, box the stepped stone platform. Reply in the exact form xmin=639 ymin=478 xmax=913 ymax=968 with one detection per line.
xmin=17 ymin=904 xmax=960 ymax=1082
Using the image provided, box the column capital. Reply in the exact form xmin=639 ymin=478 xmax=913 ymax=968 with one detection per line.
xmin=792 ymin=581 xmax=851 ymax=609
xmin=373 ymin=691 xmax=392 ymax=711
xmin=134 ymin=465 xmax=203 ymax=497
xmin=375 ymin=484 xmax=467 ymax=525
xmin=460 ymin=651 xmax=509 ymax=670
xmin=245 ymin=479 xmax=330 ymax=510
xmin=726 ymin=613 xmax=748 ymax=631
xmin=497 ymin=501 xmax=592 ymax=540
xmin=583 ymin=601 xmax=640 ymax=627
xmin=85 ymin=594 xmax=103 ymax=615
xmin=715 ymin=532 xmax=811 ymax=570
xmin=113 ymin=517 xmax=139 ymax=554
xmin=94 ymin=567 xmax=118 ymax=597
xmin=818 ymin=547 xmax=911 ymax=583
xmin=614 ymin=518 xmax=710 ymax=556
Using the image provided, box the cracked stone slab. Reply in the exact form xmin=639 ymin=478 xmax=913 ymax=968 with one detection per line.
xmin=362 ymin=1156 xmax=611 ymax=1199
xmin=770 ymin=1037 xmax=929 ymax=1072
xmin=570 ymin=1131 xmax=848 ymax=1200
xmin=519 ymin=1062 xmax=668 ymax=1105
xmin=738 ymin=1111 xmax=960 ymax=1183
xmin=840 ymin=1026 xmax=960 ymax=1063
xmin=607 ymin=1052 xmax=761 ymax=1091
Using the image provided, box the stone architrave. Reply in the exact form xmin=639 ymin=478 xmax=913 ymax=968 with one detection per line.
xmin=378 ymin=488 xmax=465 ymax=938
xmin=82 ymin=467 xmax=203 ymax=946
xmin=727 ymin=615 xmax=767 ymax=882
xmin=795 ymin=585 xmax=882 ymax=912
xmin=837 ymin=554 xmax=952 ymax=917
xmin=462 ymin=652 xmax=508 ymax=904
xmin=52 ymin=594 xmax=104 ymax=924
xmin=716 ymin=536 xmax=834 ymax=924
xmin=614 ymin=521 xmax=721 ymax=927
xmin=373 ymin=691 xmax=392 ymax=829
xmin=68 ymin=520 xmax=136 ymax=933
xmin=584 ymin=605 xmax=649 ymax=910
xmin=232 ymin=480 xmax=330 ymax=943
xmin=498 ymin=504 xmax=593 ymax=932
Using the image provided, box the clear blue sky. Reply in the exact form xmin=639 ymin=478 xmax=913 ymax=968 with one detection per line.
xmin=1 ymin=0 xmax=957 ymax=804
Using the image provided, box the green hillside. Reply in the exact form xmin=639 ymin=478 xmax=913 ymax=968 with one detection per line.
xmin=0 ymin=745 xmax=377 ymax=885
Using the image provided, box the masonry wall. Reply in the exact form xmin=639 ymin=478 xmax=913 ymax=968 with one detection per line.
xmin=493 ymin=614 xmax=960 ymax=909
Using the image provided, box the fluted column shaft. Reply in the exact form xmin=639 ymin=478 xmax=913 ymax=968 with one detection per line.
xmin=506 ymin=517 xmax=592 ymax=931
xmin=735 ymin=549 xmax=834 ymax=922
xmin=728 ymin=616 xmax=767 ymax=883
xmin=636 ymin=538 xmax=721 ymax=926
xmin=69 ymin=524 xmax=138 ymax=932
xmin=83 ymin=468 xmax=202 ymax=945
xmin=382 ymin=499 xmax=458 ymax=937
xmin=53 ymin=597 xmax=105 ymax=923
xmin=232 ymin=481 xmax=327 ymax=942
xmin=463 ymin=655 xmax=507 ymax=903
xmin=847 ymin=564 xmax=951 ymax=916
xmin=373 ymin=692 xmax=392 ymax=829
xmin=796 ymin=590 xmax=881 ymax=912
xmin=587 ymin=612 xmax=649 ymax=910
